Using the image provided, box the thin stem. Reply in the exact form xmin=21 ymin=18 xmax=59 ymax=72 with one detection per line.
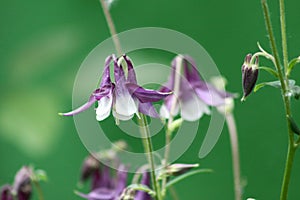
xmin=280 ymin=142 xmax=296 ymax=200
xmin=226 ymin=113 xmax=242 ymax=200
xmin=279 ymin=0 xmax=289 ymax=77
xmin=32 ymin=180 xmax=45 ymax=200
xmin=261 ymin=1 xmax=296 ymax=199
xmin=138 ymin=114 xmax=162 ymax=200
xmin=99 ymin=1 xmax=161 ymax=198
xmin=99 ymin=0 xmax=122 ymax=56
xmin=162 ymin=56 xmax=183 ymax=196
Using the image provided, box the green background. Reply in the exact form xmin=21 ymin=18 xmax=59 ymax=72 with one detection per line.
xmin=1 ymin=0 xmax=300 ymax=199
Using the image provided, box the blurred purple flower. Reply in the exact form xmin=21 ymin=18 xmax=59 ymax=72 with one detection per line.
xmin=77 ymin=164 xmax=127 ymax=200
xmin=160 ymin=55 xmax=231 ymax=121
xmin=134 ymin=172 xmax=152 ymax=200
xmin=0 ymin=167 xmax=32 ymax=200
xmin=60 ymin=54 xmax=171 ymax=121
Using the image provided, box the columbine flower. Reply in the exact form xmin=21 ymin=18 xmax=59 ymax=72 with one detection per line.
xmin=160 ymin=55 xmax=231 ymax=121
xmin=60 ymin=54 xmax=171 ymax=121
xmin=1 ymin=166 xmax=33 ymax=200
xmin=241 ymin=54 xmax=259 ymax=101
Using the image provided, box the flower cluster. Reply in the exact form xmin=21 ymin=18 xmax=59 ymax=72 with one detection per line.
xmin=60 ymin=54 xmax=231 ymax=122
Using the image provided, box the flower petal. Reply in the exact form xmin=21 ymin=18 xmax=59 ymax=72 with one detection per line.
xmin=182 ymin=55 xmax=203 ymax=83
xmin=126 ymin=83 xmax=172 ymax=103
xmin=180 ymin=91 xmax=210 ymax=121
xmin=1 ymin=185 xmax=13 ymax=200
xmin=76 ymin=188 xmax=115 ymax=200
xmin=114 ymin=91 xmax=138 ymax=117
xmin=135 ymin=172 xmax=152 ymax=200
xmin=122 ymin=55 xmax=137 ymax=84
xmin=159 ymin=95 xmax=179 ymax=119
xmin=193 ymin=82 xmax=227 ymax=106
xmin=99 ymin=55 xmax=113 ymax=87
xmin=59 ymin=95 xmax=97 ymax=116
xmin=112 ymin=110 xmax=134 ymax=121
xmin=139 ymin=102 xmax=159 ymax=118
xmin=96 ymin=93 xmax=113 ymax=121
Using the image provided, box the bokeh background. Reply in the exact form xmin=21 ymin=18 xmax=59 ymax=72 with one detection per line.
xmin=1 ymin=0 xmax=300 ymax=199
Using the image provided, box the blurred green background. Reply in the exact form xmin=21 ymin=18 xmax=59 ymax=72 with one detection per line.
xmin=1 ymin=0 xmax=300 ymax=199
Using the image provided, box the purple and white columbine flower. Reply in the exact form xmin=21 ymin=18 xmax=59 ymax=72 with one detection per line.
xmin=60 ymin=54 xmax=171 ymax=121
xmin=160 ymin=55 xmax=231 ymax=121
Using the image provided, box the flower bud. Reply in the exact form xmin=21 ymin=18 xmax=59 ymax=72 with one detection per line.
xmin=166 ymin=163 xmax=199 ymax=176
xmin=241 ymin=54 xmax=259 ymax=101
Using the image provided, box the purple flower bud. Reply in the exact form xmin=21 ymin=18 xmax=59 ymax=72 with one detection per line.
xmin=242 ymin=54 xmax=259 ymax=101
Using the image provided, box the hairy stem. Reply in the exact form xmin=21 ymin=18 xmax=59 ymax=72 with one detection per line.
xmin=279 ymin=0 xmax=289 ymax=77
xmin=99 ymin=0 xmax=122 ymax=56
xmin=226 ymin=113 xmax=242 ymax=200
xmin=138 ymin=114 xmax=162 ymax=200
xmin=261 ymin=1 xmax=296 ymax=199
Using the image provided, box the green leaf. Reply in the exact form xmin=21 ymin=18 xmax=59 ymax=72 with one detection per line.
xmin=287 ymin=57 xmax=300 ymax=76
xmin=32 ymin=169 xmax=48 ymax=182
xmin=165 ymin=169 xmax=212 ymax=189
xmin=254 ymin=80 xmax=295 ymax=93
xmin=258 ymin=66 xmax=278 ymax=78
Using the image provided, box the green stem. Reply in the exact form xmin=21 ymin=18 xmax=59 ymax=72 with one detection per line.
xmin=279 ymin=0 xmax=289 ymax=77
xmin=99 ymin=0 xmax=122 ymax=56
xmin=99 ymin=1 xmax=161 ymax=199
xmin=32 ymin=180 xmax=45 ymax=200
xmin=226 ymin=113 xmax=242 ymax=200
xmin=161 ymin=56 xmax=183 ymax=197
xmin=138 ymin=114 xmax=162 ymax=200
xmin=261 ymin=1 xmax=296 ymax=199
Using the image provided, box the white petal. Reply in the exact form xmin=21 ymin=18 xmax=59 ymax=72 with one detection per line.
xmin=180 ymin=94 xmax=210 ymax=121
xmin=115 ymin=91 xmax=138 ymax=116
xmin=160 ymin=104 xmax=170 ymax=119
xmin=159 ymin=103 xmax=179 ymax=119
xmin=113 ymin=110 xmax=134 ymax=121
xmin=96 ymin=95 xmax=112 ymax=121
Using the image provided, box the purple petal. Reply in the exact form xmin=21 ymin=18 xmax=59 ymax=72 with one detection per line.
xmin=100 ymin=55 xmax=113 ymax=87
xmin=122 ymin=55 xmax=137 ymax=84
xmin=135 ymin=173 xmax=152 ymax=200
xmin=182 ymin=55 xmax=203 ymax=83
xmin=114 ymin=165 xmax=127 ymax=195
xmin=126 ymin=83 xmax=172 ymax=103
xmin=76 ymin=188 xmax=115 ymax=200
xmin=113 ymin=56 xmax=125 ymax=85
xmin=192 ymin=82 xmax=227 ymax=106
xmin=59 ymin=95 xmax=97 ymax=116
xmin=1 ymin=185 xmax=13 ymax=200
xmin=139 ymin=102 xmax=159 ymax=118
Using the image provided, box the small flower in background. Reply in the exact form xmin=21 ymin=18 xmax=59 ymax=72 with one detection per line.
xmin=1 ymin=166 xmax=33 ymax=200
xmin=241 ymin=54 xmax=259 ymax=101
xmin=78 ymin=155 xmax=153 ymax=200
xmin=60 ymin=54 xmax=171 ymax=121
xmin=160 ymin=55 xmax=232 ymax=121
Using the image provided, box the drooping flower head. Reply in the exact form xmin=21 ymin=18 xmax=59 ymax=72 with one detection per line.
xmin=241 ymin=54 xmax=259 ymax=101
xmin=160 ymin=55 xmax=231 ymax=121
xmin=60 ymin=54 xmax=171 ymax=121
